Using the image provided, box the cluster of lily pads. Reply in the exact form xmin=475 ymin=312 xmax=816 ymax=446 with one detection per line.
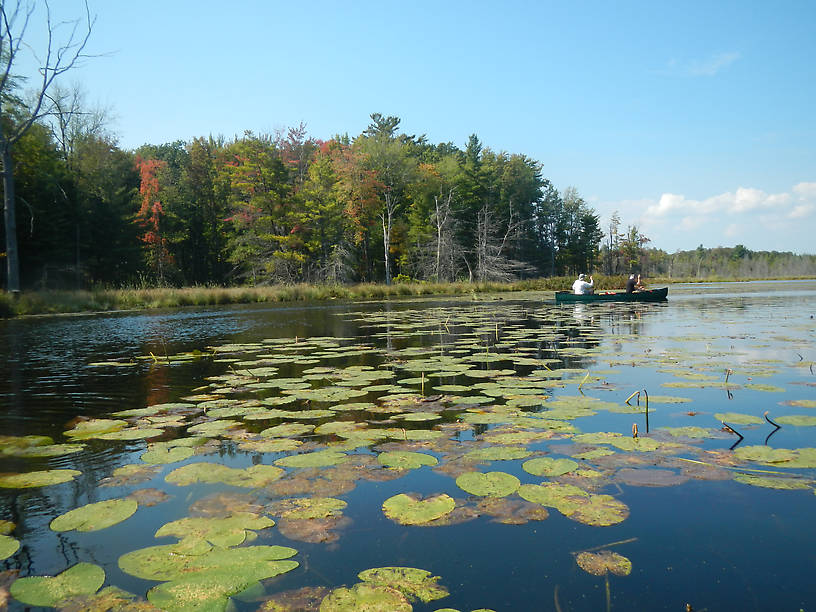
xmin=1 ymin=298 xmax=814 ymax=610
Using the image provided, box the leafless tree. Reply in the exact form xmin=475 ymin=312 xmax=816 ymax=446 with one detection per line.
xmin=474 ymin=200 xmax=533 ymax=282
xmin=1 ymin=0 xmax=94 ymax=292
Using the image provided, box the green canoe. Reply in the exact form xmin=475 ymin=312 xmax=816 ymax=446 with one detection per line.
xmin=555 ymin=287 xmax=669 ymax=304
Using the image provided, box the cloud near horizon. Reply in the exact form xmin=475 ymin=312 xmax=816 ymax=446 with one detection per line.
xmin=596 ymin=182 xmax=816 ymax=253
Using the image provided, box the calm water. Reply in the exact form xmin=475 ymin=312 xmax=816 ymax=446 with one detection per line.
xmin=1 ymin=282 xmax=815 ymax=611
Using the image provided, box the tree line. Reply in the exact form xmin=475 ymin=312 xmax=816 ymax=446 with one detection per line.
xmin=3 ymin=101 xmax=608 ymax=289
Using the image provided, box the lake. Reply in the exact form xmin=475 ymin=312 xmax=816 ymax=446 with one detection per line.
xmin=1 ymin=281 xmax=815 ymax=611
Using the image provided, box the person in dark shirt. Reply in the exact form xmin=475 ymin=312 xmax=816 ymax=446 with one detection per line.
xmin=625 ymin=274 xmax=636 ymax=293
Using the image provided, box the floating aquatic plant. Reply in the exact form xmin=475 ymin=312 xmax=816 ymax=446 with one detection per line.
xmin=382 ymin=493 xmax=456 ymax=525
xmin=575 ymin=550 xmax=632 ymax=576
xmin=0 ymin=469 xmax=82 ymax=489
xmin=455 ymin=471 xmax=520 ymax=497
xmin=10 ymin=563 xmax=105 ymax=608
xmin=50 ymin=498 xmax=138 ymax=533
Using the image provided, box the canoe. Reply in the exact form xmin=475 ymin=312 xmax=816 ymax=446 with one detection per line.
xmin=555 ymin=287 xmax=669 ymax=303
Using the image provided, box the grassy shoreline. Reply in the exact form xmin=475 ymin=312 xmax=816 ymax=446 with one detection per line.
xmin=1 ymin=275 xmax=814 ymax=318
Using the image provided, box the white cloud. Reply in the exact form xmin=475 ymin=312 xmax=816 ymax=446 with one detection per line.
xmin=724 ymin=223 xmax=741 ymax=237
xmin=644 ymin=186 xmax=792 ymax=219
xmin=789 ymin=204 xmax=814 ymax=219
xmin=793 ymin=182 xmax=816 ymax=200
xmin=688 ymin=52 xmax=741 ymax=76
xmin=599 ymin=181 xmax=816 ymax=253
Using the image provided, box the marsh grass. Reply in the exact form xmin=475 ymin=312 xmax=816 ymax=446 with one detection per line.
xmin=2 ymin=274 xmax=809 ymax=317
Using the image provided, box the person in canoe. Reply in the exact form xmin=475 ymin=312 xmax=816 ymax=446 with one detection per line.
xmin=572 ymin=273 xmax=594 ymax=295
xmin=625 ymin=273 xmax=646 ymax=293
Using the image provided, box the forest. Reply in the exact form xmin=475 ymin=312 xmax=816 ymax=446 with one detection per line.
xmin=2 ymin=100 xmax=816 ymax=293
xmin=3 ymin=108 xmax=816 ymax=292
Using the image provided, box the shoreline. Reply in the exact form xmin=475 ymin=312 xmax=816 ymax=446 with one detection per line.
xmin=2 ymin=276 xmax=815 ymax=319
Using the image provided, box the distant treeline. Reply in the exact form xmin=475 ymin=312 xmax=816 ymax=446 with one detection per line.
xmin=1 ymin=106 xmax=813 ymax=290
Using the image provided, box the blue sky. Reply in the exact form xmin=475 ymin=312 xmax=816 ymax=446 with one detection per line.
xmin=17 ymin=0 xmax=816 ymax=254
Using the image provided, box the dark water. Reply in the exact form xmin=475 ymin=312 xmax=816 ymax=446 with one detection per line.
xmin=1 ymin=283 xmax=815 ymax=611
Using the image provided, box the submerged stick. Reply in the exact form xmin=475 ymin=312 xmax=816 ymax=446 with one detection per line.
xmin=554 ymin=584 xmax=563 ymax=612
xmin=571 ymin=537 xmax=638 ymax=556
xmin=605 ymin=574 xmax=611 ymax=612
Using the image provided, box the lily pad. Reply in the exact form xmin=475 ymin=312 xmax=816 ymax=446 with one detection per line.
xmin=319 ymin=583 xmax=411 ymax=611
xmin=733 ymin=446 xmax=798 ymax=464
xmin=119 ymin=542 xmax=298 ymax=581
xmin=0 ymin=469 xmax=82 ymax=488
xmin=382 ymin=493 xmax=456 ymax=525
xmin=269 ymin=497 xmax=347 ymax=520
xmin=155 ymin=512 xmax=275 ymax=547
xmin=0 ymin=535 xmax=20 ymax=560
xmin=714 ymin=412 xmax=763 ymax=425
xmin=10 ymin=562 xmax=105 ymax=607
xmin=569 ymin=494 xmax=630 ymax=526
xmin=50 ymin=498 xmax=138 ymax=533
xmin=522 ymin=457 xmax=579 ymax=477
xmin=166 ymin=463 xmax=285 ymax=487
xmin=776 ymin=415 xmax=816 ymax=427
xmin=463 ymin=446 xmax=532 ymax=462
xmin=147 ymin=560 xmax=298 ymax=611
xmin=275 ymin=450 xmax=350 ymax=468
xmin=358 ymin=566 xmax=449 ymax=603
xmin=455 ymin=471 xmax=520 ymax=497
xmin=377 ymin=451 xmax=438 ymax=470
xmin=575 ymin=550 xmax=632 ymax=576
xmin=733 ymin=473 xmax=812 ymax=489
xmin=141 ymin=444 xmax=194 ymax=464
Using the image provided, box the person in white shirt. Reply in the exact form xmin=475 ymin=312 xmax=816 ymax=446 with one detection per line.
xmin=572 ymin=273 xmax=594 ymax=295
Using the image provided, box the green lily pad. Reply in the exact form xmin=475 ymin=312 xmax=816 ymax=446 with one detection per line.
xmin=0 ymin=534 xmax=20 ymax=560
xmin=781 ymin=399 xmax=816 ymax=408
xmin=522 ymin=457 xmax=580 ymax=477
xmin=569 ymin=494 xmax=630 ymax=526
xmin=50 ymin=498 xmax=138 ymax=533
xmin=48 ymin=586 xmax=155 ymax=612
xmin=155 ymin=512 xmax=275 ymax=547
xmin=733 ymin=473 xmax=812 ymax=489
xmin=275 ymin=450 xmax=350 ymax=468
xmin=714 ymin=412 xmax=763 ymax=425
xmin=119 ymin=542 xmax=298 ymax=581
xmin=64 ymin=419 xmax=128 ymax=439
xmin=261 ymin=423 xmax=315 ymax=438
xmin=9 ymin=443 xmax=86 ymax=458
xmin=0 ymin=469 xmax=82 ymax=488
xmin=382 ymin=493 xmax=456 ymax=525
xmin=166 ymin=463 xmax=285 ymax=487
xmin=463 ymin=446 xmax=532 ymax=462
xmin=744 ymin=384 xmax=785 ymax=392
xmin=358 ymin=566 xmax=449 ymax=603
xmin=455 ymin=471 xmax=520 ymax=497
xmin=776 ymin=415 xmax=816 ymax=426
xmin=147 ymin=558 xmax=298 ymax=611
xmin=733 ymin=446 xmax=798 ymax=464
xmin=319 ymin=583 xmax=411 ymax=611
xmin=141 ymin=444 xmax=195 ymax=464
xmin=377 ymin=451 xmax=438 ymax=470
xmin=270 ymin=497 xmax=347 ymax=520
xmin=576 ymin=550 xmax=632 ymax=576
xmin=518 ymin=483 xmax=589 ymax=516
xmin=10 ymin=562 xmax=105 ymax=607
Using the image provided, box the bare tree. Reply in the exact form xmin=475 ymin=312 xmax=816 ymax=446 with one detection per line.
xmin=1 ymin=0 xmax=94 ymax=292
xmin=474 ymin=200 xmax=532 ymax=282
